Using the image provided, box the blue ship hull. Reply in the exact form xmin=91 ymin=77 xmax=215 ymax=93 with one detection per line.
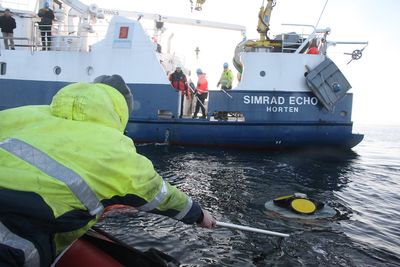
xmin=127 ymin=119 xmax=363 ymax=149
xmin=0 ymin=79 xmax=363 ymax=150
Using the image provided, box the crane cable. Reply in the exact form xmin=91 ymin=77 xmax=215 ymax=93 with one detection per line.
xmin=315 ymin=0 xmax=329 ymax=28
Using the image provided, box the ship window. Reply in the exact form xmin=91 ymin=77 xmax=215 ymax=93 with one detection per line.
xmin=340 ymin=111 xmax=347 ymax=117
xmin=0 ymin=62 xmax=6 ymax=75
xmin=260 ymin=71 xmax=266 ymax=77
xmin=119 ymin=27 xmax=129 ymax=39
xmin=54 ymin=66 xmax=62 ymax=75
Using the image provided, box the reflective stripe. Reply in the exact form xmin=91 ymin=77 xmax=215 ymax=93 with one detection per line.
xmin=0 ymin=221 xmax=40 ymax=267
xmin=0 ymin=138 xmax=103 ymax=216
xmin=137 ymin=180 xmax=168 ymax=212
xmin=174 ymin=197 xmax=193 ymax=220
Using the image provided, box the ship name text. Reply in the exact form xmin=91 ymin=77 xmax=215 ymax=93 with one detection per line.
xmin=243 ymin=95 xmax=318 ymax=113
xmin=101 ymin=9 xmax=120 ymax=16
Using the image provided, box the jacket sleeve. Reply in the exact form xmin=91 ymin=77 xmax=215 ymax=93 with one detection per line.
xmin=101 ymin=137 xmax=203 ymax=224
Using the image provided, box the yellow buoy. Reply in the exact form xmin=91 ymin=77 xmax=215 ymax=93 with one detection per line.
xmin=290 ymin=198 xmax=317 ymax=214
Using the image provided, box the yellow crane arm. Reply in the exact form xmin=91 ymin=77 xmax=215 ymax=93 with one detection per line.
xmin=257 ymin=0 xmax=275 ymax=40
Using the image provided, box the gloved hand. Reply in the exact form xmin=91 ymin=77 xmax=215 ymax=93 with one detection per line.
xmin=197 ymin=209 xmax=216 ymax=229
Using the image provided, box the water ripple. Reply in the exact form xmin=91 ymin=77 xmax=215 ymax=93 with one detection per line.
xmin=98 ymin=126 xmax=400 ymax=266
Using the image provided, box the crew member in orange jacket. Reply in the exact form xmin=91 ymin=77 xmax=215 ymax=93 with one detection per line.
xmin=193 ymin=68 xmax=208 ymax=119
xmin=307 ymin=40 xmax=320 ymax=55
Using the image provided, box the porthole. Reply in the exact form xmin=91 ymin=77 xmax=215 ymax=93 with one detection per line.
xmin=340 ymin=111 xmax=347 ymax=117
xmin=260 ymin=70 xmax=266 ymax=77
xmin=54 ymin=66 xmax=62 ymax=75
xmin=87 ymin=66 xmax=94 ymax=76
xmin=0 ymin=62 xmax=6 ymax=75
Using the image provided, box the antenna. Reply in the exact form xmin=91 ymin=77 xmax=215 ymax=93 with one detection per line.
xmin=315 ymin=0 xmax=329 ymax=28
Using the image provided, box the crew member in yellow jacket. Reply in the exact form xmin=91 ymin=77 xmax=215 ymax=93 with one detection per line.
xmin=0 ymin=74 xmax=216 ymax=267
xmin=216 ymin=62 xmax=234 ymax=90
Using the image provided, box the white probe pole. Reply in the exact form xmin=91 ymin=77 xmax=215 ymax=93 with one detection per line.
xmin=216 ymin=221 xmax=290 ymax=238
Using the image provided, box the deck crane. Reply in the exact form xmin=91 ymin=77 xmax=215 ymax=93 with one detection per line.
xmin=245 ymin=0 xmax=281 ymax=48
xmin=257 ymin=0 xmax=275 ymax=41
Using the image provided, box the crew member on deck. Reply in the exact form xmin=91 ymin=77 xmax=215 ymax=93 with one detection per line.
xmin=169 ymin=65 xmax=189 ymax=118
xmin=217 ymin=62 xmax=234 ymax=90
xmin=307 ymin=40 xmax=320 ymax=55
xmin=0 ymin=74 xmax=216 ymax=267
xmin=193 ymin=68 xmax=208 ymax=119
xmin=38 ymin=2 xmax=55 ymax=51
xmin=0 ymin=8 xmax=16 ymax=50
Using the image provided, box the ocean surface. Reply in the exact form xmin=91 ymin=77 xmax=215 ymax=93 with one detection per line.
xmin=98 ymin=125 xmax=400 ymax=266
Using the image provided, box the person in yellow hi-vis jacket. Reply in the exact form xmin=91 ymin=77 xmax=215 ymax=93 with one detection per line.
xmin=0 ymin=75 xmax=216 ymax=267
xmin=216 ymin=62 xmax=234 ymax=90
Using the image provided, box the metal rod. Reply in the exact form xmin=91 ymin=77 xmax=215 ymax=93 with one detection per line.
xmin=187 ymin=84 xmax=206 ymax=109
xmin=216 ymin=221 xmax=290 ymax=238
xmin=221 ymin=88 xmax=233 ymax=99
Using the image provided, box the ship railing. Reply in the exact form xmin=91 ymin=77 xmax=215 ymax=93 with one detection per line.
xmin=279 ymin=24 xmax=329 ymax=54
xmin=0 ymin=36 xmax=33 ymax=54
xmin=0 ymin=26 xmax=81 ymax=53
xmin=279 ymin=32 xmax=313 ymax=53
xmin=31 ymin=23 xmax=85 ymax=52
xmin=1 ymin=24 xmax=107 ymax=53
xmin=50 ymin=24 xmax=113 ymax=52
xmin=0 ymin=17 xmax=112 ymax=53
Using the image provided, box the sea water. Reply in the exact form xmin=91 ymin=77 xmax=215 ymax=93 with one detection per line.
xmin=99 ymin=125 xmax=400 ymax=266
